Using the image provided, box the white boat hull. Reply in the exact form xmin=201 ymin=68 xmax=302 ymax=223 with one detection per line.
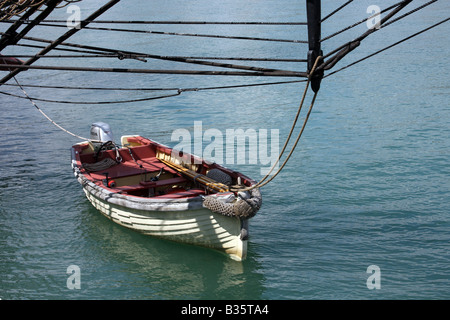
xmin=71 ymin=135 xmax=259 ymax=261
xmin=82 ymin=185 xmax=247 ymax=261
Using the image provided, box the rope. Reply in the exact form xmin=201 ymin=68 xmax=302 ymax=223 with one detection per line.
xmin=324 ymin=15 xmax=450 ymax=79
xmin=11 ymin=75 xmax=90 ymax=141
xmin=0 ymin=0 xmax=121 ymax=85
xmin=82 ymin=158 xmax=117 ymax=172
xmin=0 ymin=79 xmax=310 ymax=105
xmin=232 ymin=2 xmax=446 ymax=193
xmin=18 ymin=21 xmax=308 ymax=44
xmin=1 ymin=78 xmax=307 ymax=94
xmin=0 ymin=0 xmax=46 ymax=21
xmin=0 ymin=53 xmax=307 ymax=63
xmin=319 ymin=0 xmax=413 ymax=73
xmin=321 ymin=0 xmax=354 ymax=23
xmin=4 ymin=33 xmax=304 ymax=75
xmin=0 ymin=62 xmax=307 ymax=77
xmin=321 ymin=0 xmax=437 ymax=46
xmin=320 ymin=0 xmax=405 ymax=43
xmin=231 ymin=55 xmax=322 ymax=192
xmin=379 ymin=0 xmax=438 ymax=29
xmin=0 ymin=89 xmax=182 ymax=104
xmin=8 ymin=19 xmax=308 ymax=25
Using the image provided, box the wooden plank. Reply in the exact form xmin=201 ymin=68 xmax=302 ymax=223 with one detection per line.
xmin=157 ymin=157 xmax=229 ymax=193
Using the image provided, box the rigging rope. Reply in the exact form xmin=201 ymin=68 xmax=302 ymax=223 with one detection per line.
xmin=1 ymin=78 xmax=306 ymax=92
xmin=0 ymin=89 xmax=182 ymax=104
xmin=0 ymin=62 xmax=307 ymax=77
xmin=321 ymin=0 xmax=354 ymax=23
xmin=320 ymin=0 xmax=406 ymax=43
xmin=319 ymin=0 xmax=413 ymax=73
xmin=7 ymin=16 xmax=444 ymax=142
xmin=0 ymin=33 xmax=305 ymax=76
xmin=321 ymin=0 xmax=437 ymax=45
xmin=379 ymin=0 xmax=438 ymax=29
xmin=14 ymin=21 xmax=308 ymax=44
xmin=0 ymin=0 xmax=121 ymax=85
xmin=38 ymin=35 xmax=301 ymax=72
xmin=0 ymin=0 xmax=45 ymax=22
xmin=0 ymin=1 xmax=81 ymax=21
xmin=0 ymin=0 xmax=445 ymax=179
xmin=0 ymin=52 xmax=307 ymax=62
xmin=1 ymin=0 xmax=437 ymax=85
xmin=11 ymin=19 xmax=308 ymax=25
xmin=324 ymin=15 xmax=450 ymax=79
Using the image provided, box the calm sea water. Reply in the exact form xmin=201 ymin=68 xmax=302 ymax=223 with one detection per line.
xmin=0 ymin=0 xmax=449 ymax=300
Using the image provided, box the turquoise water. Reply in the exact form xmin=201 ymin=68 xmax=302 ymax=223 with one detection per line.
xmin=0 ymin=0 xmax=449 ymax=300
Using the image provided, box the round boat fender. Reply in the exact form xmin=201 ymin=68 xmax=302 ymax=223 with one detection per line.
xmin=107 ymin=179 xmax=116 ymax=188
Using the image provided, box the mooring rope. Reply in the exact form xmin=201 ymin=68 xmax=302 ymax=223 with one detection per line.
xmin=231 ymin=55 xmax=322 ymax=192
xmin=11 ymin=75 xmax=90 ymax=141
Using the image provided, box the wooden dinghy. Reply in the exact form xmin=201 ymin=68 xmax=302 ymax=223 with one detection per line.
xmin=71 ymin=123 xmax=262 ymax=261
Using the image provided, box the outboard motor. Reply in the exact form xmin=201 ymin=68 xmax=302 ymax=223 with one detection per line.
xmin=90 ymin=122 xmax=115 ymax=155
xmin=90 ymin=122 xmax=114 ymax=143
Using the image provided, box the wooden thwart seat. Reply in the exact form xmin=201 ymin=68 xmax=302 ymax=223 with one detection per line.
xmin=86 ymin=157 xmax=177 ymax=181
xmin=114 ymin=176 xmax=187 ymax=193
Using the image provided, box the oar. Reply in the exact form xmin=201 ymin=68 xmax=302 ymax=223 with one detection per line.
xmin=157 ymin=157 xmax=229 ymax=193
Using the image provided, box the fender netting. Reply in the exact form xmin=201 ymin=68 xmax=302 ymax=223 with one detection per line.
xmin=203 ymin=187 xmax=262 ymax=219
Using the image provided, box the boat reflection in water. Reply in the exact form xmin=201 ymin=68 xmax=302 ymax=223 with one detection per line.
xmin=79 ymin=201 xmax=265 ymax=299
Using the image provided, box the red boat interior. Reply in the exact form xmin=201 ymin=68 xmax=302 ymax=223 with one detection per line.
xmin=72 ymin=136 xmax=244 ymax=199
